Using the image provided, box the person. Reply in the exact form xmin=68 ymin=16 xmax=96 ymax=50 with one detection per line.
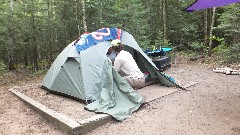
xmin=113 ymin=41 xmax=145 ymax=89
xmin=107 ymin=46 xmax=116 ymax=62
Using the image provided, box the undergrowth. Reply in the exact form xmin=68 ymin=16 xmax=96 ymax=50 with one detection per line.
xmin=0 ymin=62 xmax=46 ymax=86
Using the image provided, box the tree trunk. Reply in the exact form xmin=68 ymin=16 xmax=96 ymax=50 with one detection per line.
xmin=204 ymin=9 xmax=208 ymax=47
xmin=75 ymin=0 xmax=81 ymax=35
xmin=81 ymin=0 xmax=87 ymax=32
xmin=162 ymin=0 xmax=168 ymax=41
xmin=62 ymin=4 xmax=67 ymax=51
xmin=47 ymin=0 xmax=53 ymax=68
xmin=190 ymin=55 xmax=205 ymax=61
xmin=208 ymin=7 xmax=216 ymax=56
xmin=31 ymin=0 xmax=38 ymax=70
xmin=22 ymin=0 xmax=29 ymax=68
xmin=7 ymin=0 xmax=15 ymax=70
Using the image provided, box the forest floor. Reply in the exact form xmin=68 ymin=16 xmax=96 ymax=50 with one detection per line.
xmin=0 ymin=56 xmax=240 ymax=135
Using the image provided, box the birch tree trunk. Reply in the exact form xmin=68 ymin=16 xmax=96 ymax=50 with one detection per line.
xmin=81 ymin=0 xmax=87 ymax=32
xmin=204 ymin=9 xmax=208 ymax=47
xmin=75 ymin=0 xmax=81 ymax=35
xmin=162 ymin=0 xmax=168 ymax=41
xmin=208 ymin=7 xmax=216 ymax=56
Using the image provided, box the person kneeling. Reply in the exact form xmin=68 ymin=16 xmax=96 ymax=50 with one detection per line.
xmin=113 ymin=42 xmax=145 ymax=89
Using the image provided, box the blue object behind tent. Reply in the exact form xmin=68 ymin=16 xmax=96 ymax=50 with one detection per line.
xmin=144 ymin=47 xmax=172 ymax=57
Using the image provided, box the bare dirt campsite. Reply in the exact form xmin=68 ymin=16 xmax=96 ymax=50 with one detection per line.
xmin=1 ymin=0 xmax=240 ymax=134
xmin=1 ymin=57 xmax=240 ymax=135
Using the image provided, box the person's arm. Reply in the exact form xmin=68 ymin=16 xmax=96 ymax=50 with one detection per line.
xmin=113 ymin=58 xmax=121 ymax=72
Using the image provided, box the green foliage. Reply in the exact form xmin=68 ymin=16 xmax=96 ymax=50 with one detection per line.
xmin=213 ymin=4 xmax=240 ymax=64
xmin=215 ymin=4 xmax=240 ymax=44
xmin=155 ymin=39 xmax=172 ymax=48
xmin=96 ymin=0 xmax=150 ymax=48
xmin=0 ymin=61 xmax=7 ymax=74
xmin=213 ymin=43 xmax=240 ymax=63
xmin=189 ymin=42 xmax=206 ymax=53
xmin=0 ymin=61 xmax=10 ymax=85
xmin=0 ymin=0 xmax=240 ymax=73
xmin=209 ymin=35 xmax=224 ymax=42
xmin=213 ymin=44 xmax=228 ymax=53
xmin=226 ymin=43 xmax=240 ymax=63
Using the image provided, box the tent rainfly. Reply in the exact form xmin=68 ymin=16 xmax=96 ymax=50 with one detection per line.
xmin=41 ymin=28 xmax=180 ymax=121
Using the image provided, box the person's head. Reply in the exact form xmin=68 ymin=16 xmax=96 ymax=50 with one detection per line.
xmin=111 ymin=39 xmax=121 ymax=46
xmin=111 ymin=39 xmax=123 ymax=54
xmin=114 ymin=44 xmax=124 ymax=54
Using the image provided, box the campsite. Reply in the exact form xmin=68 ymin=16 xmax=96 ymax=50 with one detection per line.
xmin=1 ymin=58 xmax=240 ymax=135
xmin=0 ymin=0 xmax=240 ymax=135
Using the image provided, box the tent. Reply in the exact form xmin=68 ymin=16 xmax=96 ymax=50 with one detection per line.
xmin=41 ymin=28 xmax=179 ymax=120
xmin=185 ymin=0 xmax=240 ymax=12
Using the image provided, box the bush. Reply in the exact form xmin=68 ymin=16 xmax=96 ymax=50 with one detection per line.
xmin=227 ymin=43 xmax=240 ymax=63
xmin=189 ymin=42 xmax=206 ymax=53
xmin=0 ymin=62 xmax=13 ymax=85
xmin=0 ymin=61 xmax=7 ymax=74
xmin=213 ymin=43 xmax=240 ymax=63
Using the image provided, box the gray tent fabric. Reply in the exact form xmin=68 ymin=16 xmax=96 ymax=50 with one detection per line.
xmin=41 ymin=29 xmax=179 ymax=120
xmin=121 ymin=32 xmax=178 ymax=87
xmin=42 ymin=41 xmax=113 ymax=101
xmin=85 ymin=59 xmax=144 ymax=121
xmin=51 ymin=58 xmax=85 ymax=98
xmin=42 ymin=30 xmax=178 ymax=101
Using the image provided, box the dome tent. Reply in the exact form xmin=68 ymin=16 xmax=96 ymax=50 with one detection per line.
xmin=41 ymin=28 xmax=179 ymax=121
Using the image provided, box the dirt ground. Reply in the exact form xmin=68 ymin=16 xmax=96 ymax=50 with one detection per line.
xmin=1 ymin=59 xmax=240 ymax=135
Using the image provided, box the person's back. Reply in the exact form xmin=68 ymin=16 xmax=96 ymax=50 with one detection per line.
xmin=114 ymin=50 xmax=144 ymax=79
xmin=113 ymin=44 xmax=145 ymax=89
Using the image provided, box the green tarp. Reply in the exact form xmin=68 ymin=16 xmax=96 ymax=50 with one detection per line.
xmin=85 ymin=59 xmax=144 ymax=121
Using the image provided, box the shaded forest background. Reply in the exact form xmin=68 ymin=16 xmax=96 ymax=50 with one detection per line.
xmin=0 ymin=0 xmax=239 ymax=75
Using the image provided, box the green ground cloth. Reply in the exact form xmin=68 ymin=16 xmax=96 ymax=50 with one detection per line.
xmin=85 ymin=59 xmax=144 ymax=121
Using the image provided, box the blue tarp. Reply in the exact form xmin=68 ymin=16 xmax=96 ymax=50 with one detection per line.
xmin=74 ymin=28 xmax=122 ymax=53
xmin=144 ymin=47 xmax=172 ymax=57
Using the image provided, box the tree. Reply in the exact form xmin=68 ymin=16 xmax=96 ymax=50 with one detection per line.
xmin=0 ymin=0 xmax=239 ymax=71
xmin=162 ymin=0 xmax=168 ymax=40
xmin=216 ymin=4 xmax=240 ymax=45
xmin=81 ymin=0 xmax=87 ymax=32
xmin=0 ymin=1 xmax=8 ymax=65
xmin=208 ymin=7 xmax=216 ymax=56
xmin=204 ymin=9 xmax=208 ymax=47
xmin=7 ymin=0 xmax=15 ymax=70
